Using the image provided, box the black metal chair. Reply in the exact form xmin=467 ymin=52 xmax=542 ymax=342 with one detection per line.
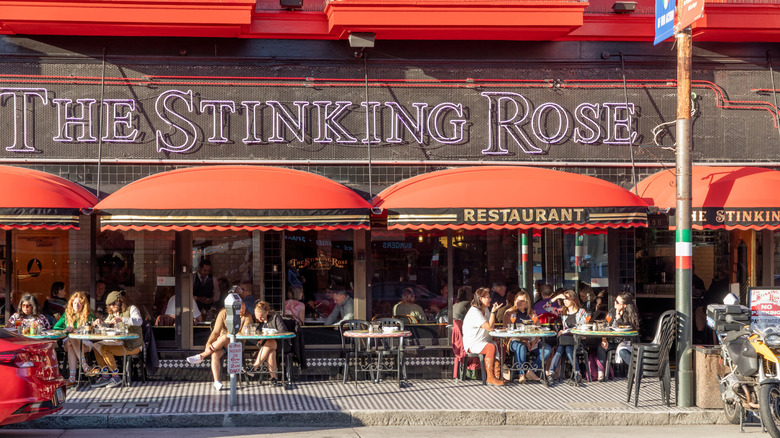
xmin=339 ymin=319 xmax=371 ymax=383
xmin=626 ymin=309 xmax=677 ymax=407
xmin=373 ymin=317 xmax=409 ymax=386
xmin=391 ymin=314 xmax=418 ymax=325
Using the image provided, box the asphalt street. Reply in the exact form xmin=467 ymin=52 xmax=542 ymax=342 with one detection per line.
xmin=0 ymin=425 xmax=770 ymax=438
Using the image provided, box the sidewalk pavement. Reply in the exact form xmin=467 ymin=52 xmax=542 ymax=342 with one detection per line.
xmin=10 ymin=377 xmax=729 ymax=429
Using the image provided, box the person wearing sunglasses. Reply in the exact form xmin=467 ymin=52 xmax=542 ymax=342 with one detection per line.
xmin=6 ymin=293 xmax=51 ymax=331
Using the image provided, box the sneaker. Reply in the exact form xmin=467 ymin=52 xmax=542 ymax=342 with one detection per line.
xmin=213 ymin=381 xmax=223 ymax=391
xmin=91 ymin=378 xmax=112 ymax=388
xmin=187 ymin=354 xmax=203 ymax=365
xmin=106 ymin=377 xmax=123 ymax=389
xmin=517 ymin=374 xmax=526 ymax=384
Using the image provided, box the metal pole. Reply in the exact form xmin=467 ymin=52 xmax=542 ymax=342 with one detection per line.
xmin=620 ymin=53 xmax=639 ymax=195
xmin=229 ymin=332 xmax=237 ymax=407
xmin=574 ymin=232 xmax=582 ymax=294
xmin=675 ymin=26 xmax=694 ymax=408
xmin=364 ymin=55 xmax=373 ymax=200
xmin=4 ymin=230 xmax=11 ymax=323
xmin=447 ymin=230 xmax=454 ymax=323
xmin=520 ymin=231 xmax=529 ymax=293
xmin=768 ymin=52 xmax=780 ymax=139
xmin=96 ymin=47 xmax=107 ymax=201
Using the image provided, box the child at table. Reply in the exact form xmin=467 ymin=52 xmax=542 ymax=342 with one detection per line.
xmin=595 ymin=292 xmax=640 ymax=380
xmin=53 ymin=291 xmax=95 ymax=385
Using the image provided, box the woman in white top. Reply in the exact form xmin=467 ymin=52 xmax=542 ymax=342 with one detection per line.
xmin=462 ymin=287 xmax=504 ymax=386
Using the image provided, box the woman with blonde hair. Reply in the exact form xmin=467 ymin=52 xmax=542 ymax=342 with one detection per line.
xmin=462 ymin=287 xmax=504 ymax=386
xmin=546 ymin=289 xmax=589 ymax=385
xmin=502 ymin=290 xmax=551 ymax=383
xmin=53 ymin=291 xmax=95 ymax=385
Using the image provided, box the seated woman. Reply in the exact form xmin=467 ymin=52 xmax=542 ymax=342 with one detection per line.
xmin=186 ymin=300 xmax=252 ymax=391
xmin=502 ymin=290 xmax=551 ymax=384
xmin=90 ymin=291 xmax=144 ymax=389
xmin=546 ymin=289 xmax=589 ymax=385
xmin=284 ymin=286 xmax=305 ymax=326
xmin=6 ymin=293 xmax=51 ymax=331
xmin=53 ymin=292 xmax=95 ymax=385
xmin=462 ymin=287 xmax=504 ymax=386
xmin=595 ymin=292 xmax=640 ymax=380
xmin=247 ymin=301 xmax=288 ymax=386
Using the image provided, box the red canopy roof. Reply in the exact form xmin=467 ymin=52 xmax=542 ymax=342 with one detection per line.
xmin=95 ymin=166 xmax=371 ymax=231
xmin=373 ymin=166 xmax=648 ymax=230
xmin=0 ymin=165 xmax=96 ymax=230
xmin=635 ymin=166 xmax=780 ymax=230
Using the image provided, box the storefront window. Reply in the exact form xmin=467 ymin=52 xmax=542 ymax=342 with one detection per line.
xmin=370 ymin=230 xmax=444 ymax=322
xmin=97 ymin=230 xmax=174 ymax=322
xmin=192 ymin=231 xmax=255 ymax=320
xmin=11 ymin=230 xmax=70 ymax=323
xmin=370 ymin=229 xmax=519 ymax=322
xmin=285 ymin=230 xmax=354 ymax=323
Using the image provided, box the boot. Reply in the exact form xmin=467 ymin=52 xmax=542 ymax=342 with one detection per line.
xmin=493 ymin=359 xmax=502 ymax=380
xmin=484 ymin=359 xmax=504 ymax=386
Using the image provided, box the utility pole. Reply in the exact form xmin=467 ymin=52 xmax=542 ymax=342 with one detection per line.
xmin=675 ymin=26 xmax=694 ymax=408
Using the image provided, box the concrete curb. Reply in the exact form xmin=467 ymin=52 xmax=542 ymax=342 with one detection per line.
xmin=11 ymin=409 xmax=729 ymax=429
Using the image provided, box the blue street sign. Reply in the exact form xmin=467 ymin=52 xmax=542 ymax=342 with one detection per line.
xmin=654 ymin=0 xmax=676 ymax=45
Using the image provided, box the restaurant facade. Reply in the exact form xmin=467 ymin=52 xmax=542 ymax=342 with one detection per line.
xmin=0 ymin=0 xmax=778 ymax=371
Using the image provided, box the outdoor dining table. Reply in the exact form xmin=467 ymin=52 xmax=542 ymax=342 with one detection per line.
xmin=343 ymin=329 xmax=411 ymax=388
xmin=570 ymin=327 xmax=639 ymax=381
xmin=69 ymin=332 xmax=140 ymax=389
xmin=570 ymin=327 xmax=639 ymax=339
xmin=490 ymin=328 xmax=557 ymax=386
xmin=23 ymin=329 xmax=68 ymax=340
xmin=236 ymin=331 xmax=296 ymax=390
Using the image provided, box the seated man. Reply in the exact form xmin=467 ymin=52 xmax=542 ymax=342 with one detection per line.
xmin=186 ymin=301 xmax=253 ymax=390
xmin=324 ymin=289 xmax=354 ymax=326
xmin=91 ymin=291 xmax=144 ymax=389
xmin=392 ymin=287 xmax=426 ymax=322
xmin=533 ymin=283 xmax=560 ymax=316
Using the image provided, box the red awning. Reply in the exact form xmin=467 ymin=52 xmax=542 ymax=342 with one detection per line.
xmin=95 ymin=166 xmax=371 ymax=231
xmin=635 ymin=166 xmax=780 ymax=230
xmin=373 ymin=166 xmax=648 ymax=230
xmin=0 ymin=165 xmax=96 ymax=230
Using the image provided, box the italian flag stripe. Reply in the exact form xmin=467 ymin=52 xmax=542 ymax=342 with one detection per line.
xmin=676 ymin=229 xmax=692 ymax=269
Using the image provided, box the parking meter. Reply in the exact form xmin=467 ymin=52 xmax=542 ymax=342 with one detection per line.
xmin=224 ymin=290 xmax=242 ymax=335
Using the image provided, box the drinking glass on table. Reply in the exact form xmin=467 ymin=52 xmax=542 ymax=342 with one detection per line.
xmin=606 ymin=314 xmax=613 ymax=326
xmin=509 ymin=313 xmax=517 ymax=330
